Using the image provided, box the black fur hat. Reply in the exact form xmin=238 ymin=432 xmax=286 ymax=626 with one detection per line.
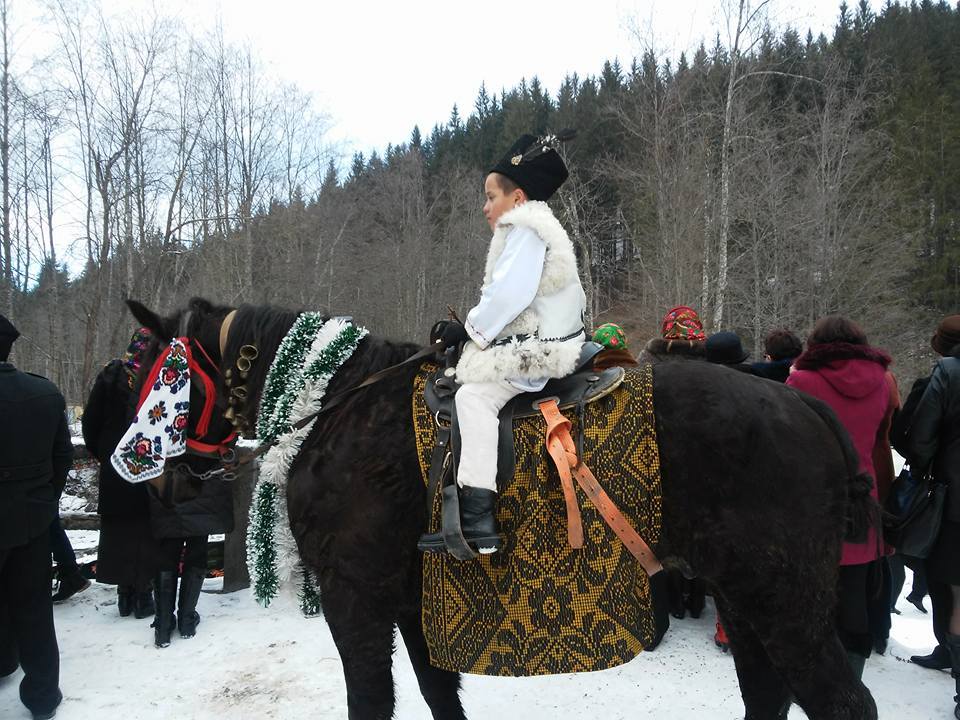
xmin=489 ymin=130 xmax=574 ymax=201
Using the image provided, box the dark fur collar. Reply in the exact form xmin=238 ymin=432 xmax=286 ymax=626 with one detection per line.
xmin=794 ymin=342 xmax=891 ymax=371
xmin=641 ymin=337 xmax=707 ymax=361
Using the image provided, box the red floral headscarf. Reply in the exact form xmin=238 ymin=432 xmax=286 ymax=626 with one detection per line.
xmin=661 ymin=306 xmax=705 ymax=341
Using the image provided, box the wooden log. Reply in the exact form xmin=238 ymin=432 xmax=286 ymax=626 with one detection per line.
xmin=60 ymin=512 xmax=100 ymax=530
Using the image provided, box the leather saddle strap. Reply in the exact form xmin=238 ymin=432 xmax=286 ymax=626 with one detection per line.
xmin=538 ymin=399 xmax=662 ymax=577
xmin=539 ymin=400 xmax=584 ymax=550
xmin=570 ymin=463 xmax=663 ymax=577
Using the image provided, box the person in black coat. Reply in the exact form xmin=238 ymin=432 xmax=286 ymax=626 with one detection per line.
xmin=148 ymin=471 xmax=233 ymax=648
xmin=81 ymin=328 xmax=158 ymax=618
xmin=751 ymin=328 xmax=803 ymax=382
xmin=905 ymin=314 xmax=960 ymax=718
xmin=0 ymin=315 xmax=71 ymax=720
xmin=706 ymin=331 xmax=755 ymax=374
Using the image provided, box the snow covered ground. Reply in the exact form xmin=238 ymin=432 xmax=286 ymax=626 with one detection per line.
xmin=0 ymin=543 xmax=951 ymax=720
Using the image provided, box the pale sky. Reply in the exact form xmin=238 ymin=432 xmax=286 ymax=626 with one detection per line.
xmin=104 ymin=0 xmax=866 ymax=157
xmin=17 ymin=0 xmax=875 ymax=271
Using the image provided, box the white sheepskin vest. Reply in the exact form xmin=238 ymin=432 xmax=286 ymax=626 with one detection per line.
xmin=455 ymin=201 xmax=586 ymax=384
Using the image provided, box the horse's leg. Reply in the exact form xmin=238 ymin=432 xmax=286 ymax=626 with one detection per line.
xmin=712 ymin=593 xmax=790 ymax=720
xmin=397 ymin=611 xmax=465 ymax=720
xmin=320 ymin=574 xmax=397 ymax=720
xmin=716 ymin=579 xmax=877 ymax=720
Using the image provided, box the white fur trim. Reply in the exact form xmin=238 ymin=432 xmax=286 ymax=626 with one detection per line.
xmin=455 ymin=334 xmax=584 ymax=385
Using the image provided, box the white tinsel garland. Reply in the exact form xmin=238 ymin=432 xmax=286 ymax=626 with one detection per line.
xmin=246 ymin=316 xmax=367 ymax=609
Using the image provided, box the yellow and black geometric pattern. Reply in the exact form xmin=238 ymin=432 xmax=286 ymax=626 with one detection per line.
xmin=412 ymin=364 xmax=663 ymax=677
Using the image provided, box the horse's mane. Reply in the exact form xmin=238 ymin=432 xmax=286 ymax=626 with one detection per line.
xmin=222 ymin=304 xmax=303 ymax=419
xmin=223 ymin=303 xmax=424 ymax=423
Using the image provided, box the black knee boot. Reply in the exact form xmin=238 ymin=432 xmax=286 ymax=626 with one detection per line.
xmin=459 ymin=487 xmax=501 ymax=553
xmin=177 ymin=566 xmax=206 ymax=638
xmin=117 ymin=585 xmax=134 ymax=617
xmin=152 ymin=571 xmax=177 ymax=648
xmin=133 ymin=580 xmax=155 ymax=620
xmin=945 ymin=633 xmax=960 ymax=719
xmin=418 ymin=486 xmax=502 ymax=555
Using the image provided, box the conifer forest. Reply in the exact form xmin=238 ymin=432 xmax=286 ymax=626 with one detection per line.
xmin=3 ymin=1 xmax=958 ymax=399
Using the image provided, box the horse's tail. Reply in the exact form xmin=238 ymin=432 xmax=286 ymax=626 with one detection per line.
xmin=796 ymin=392 xmax=878 ymax=543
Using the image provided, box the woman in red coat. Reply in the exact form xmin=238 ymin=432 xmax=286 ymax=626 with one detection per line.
xmin=786 ymin=315 xmax=899 ymax=679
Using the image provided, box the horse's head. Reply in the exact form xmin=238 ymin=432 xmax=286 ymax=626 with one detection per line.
xmin=125 ymin=296 xmax=239 ymax=504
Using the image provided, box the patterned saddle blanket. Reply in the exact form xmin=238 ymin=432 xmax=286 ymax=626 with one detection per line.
xmin=412 ymin=363 xmax=663 ymax=676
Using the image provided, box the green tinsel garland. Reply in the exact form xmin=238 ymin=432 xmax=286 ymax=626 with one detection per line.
xmin=256 ymin=312 xmax=327 ymax=444
xmin=247 ymin=316 xmax=367 ymax=611
xmin=247 ymin=480 xmax=279 ymax=605
xmin=298 ymin=566 xmax=322 ymax=617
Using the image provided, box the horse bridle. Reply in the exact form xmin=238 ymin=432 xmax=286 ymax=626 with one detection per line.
xmin=165 ymin=309 xmax=239 ymax=483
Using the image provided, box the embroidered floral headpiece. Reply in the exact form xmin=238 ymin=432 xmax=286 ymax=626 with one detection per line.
xmin=111 ymin=338 xmax=192 ymax=483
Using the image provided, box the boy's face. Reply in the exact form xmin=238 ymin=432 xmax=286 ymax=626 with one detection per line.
xmin=483 ymin=173 xmax=524 ymax=231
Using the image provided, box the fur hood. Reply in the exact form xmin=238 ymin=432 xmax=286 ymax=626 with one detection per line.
xmin=793 ymin=342 xmax=891 ymax=400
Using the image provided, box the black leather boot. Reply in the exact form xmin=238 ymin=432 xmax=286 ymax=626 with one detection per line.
xmin=646 ymin=569 xmax=671 ymax=650
xmin=177 ymin=566 xmax=206 ymax=638
xmin=417 ymin=486 xmax=502 ymax=555
xmin=152 ymin=571 xmax=177 ymax=648
xmin=946 ymin=633 xmax=960 ymax=719
xmin=911 ymin=644 xmax=952 ymax=670
xmin=117 ymin=585 xmax=134 ymax=617
xmin=133 ymin=584 xmax=155 ymax=619
xmin=459 ymin=487 xmax=501 ymax=553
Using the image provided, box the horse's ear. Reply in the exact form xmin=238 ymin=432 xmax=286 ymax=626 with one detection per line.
xmin=126 ymin=299 xmax=170 ymax=341
xmin=188 ymin=297 xmax=214 ymax=315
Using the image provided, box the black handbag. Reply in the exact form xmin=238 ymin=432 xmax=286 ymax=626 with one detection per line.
xmin=883 ymin=466 xmax=947 ymax=559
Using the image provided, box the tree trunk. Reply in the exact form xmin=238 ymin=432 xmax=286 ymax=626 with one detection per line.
xmin=713 ymin=0 xmax=747 ymax=331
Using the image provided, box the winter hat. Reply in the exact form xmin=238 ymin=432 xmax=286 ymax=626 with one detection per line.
xmin=931 ymin=315 xmax=960 ymax=356
xmin=489 ymin=130 xmax=574 ymax=201
xmin=706 ymin=331 xmax=749 ymax=365
xmin=592 ymin=323 xmax=629 ymax=351
xmin=661 ymin=306 xmax=705 ymax=341
xmin=0 ymin=314 xmax=19 ymax=361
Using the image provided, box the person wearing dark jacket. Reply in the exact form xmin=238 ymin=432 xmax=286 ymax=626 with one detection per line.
xmin=148 ymin=473 xmax=233 ymax=648
xmin=889 ymin=377 xmax=932 ymax=624
xmin=786 ymin=315 xmax=899 ymax=680
xmin=0 ymin=315 xmax=71 ymax=719
xmin=82 ymin=328 xmax=157 ymax=618
xmin=904 ymin=314 xmax=960 ymax=719
xmin=705 ymin=331 xmax=754 ymax=374
xmin=751 ymin=328 xmax=803 ymax=382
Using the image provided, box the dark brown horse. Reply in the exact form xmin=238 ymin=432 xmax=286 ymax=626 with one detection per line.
xmin=127 ymin=297 xmax=878 ymax=720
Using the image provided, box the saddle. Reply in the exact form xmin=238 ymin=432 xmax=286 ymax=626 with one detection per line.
xmin=413 ymin=360 xmax=664 ymax=676
xmin=421 ymin=342 xmax=627 ymax=560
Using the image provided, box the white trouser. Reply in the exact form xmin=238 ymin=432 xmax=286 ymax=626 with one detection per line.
xmin=454 ymin=380 xmax=525 ymax=492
